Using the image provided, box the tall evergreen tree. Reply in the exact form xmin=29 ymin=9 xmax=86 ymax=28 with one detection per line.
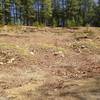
xmin=94 ymin=0 xmax=100 ymax=26
xmin=80 ymin=0 xmax=95 ymax=26
xmin=0 ymin=0 xmax=99 ymax=27
xmin=41 ymin=0 xmax=52 ymax=25
xmin=65 ymin=0 xmax=80 ymax=26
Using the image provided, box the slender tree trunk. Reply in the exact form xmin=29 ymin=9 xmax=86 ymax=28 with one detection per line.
xmin=2 ymin=0 xmax=6 ymax=25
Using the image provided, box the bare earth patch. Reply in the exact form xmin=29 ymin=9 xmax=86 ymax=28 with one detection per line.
xmin=0 ymin=26 xmax=100 ymax=100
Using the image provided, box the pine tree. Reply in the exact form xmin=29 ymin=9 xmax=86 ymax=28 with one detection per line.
xmin=0 ymin=0 xmax=2 ymax=24
xmin=66 ymin=0 xmax=80 ymax=26
xmin=41 ymin=0 xmax=52 ymax=25
xmin=94 ymin=0 xmax=100 ymax=26
xmin=80 ymin=0 xmax=95 ymax=26
xmin=0 ymin=0 xmax=99 ymax=27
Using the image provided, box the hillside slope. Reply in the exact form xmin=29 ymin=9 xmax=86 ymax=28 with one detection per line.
xmin=0 ymin=26 xmax=100 ymax=100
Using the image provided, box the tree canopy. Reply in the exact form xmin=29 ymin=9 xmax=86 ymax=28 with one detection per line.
xmin=0 ymin=0 xmax=100 ymax=26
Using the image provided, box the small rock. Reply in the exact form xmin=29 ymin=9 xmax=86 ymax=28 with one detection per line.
xmin=0 ymin=62 xmax=3 ymax=65
xmin=54 ymin=51 xmax=64 ymax=57
xmin=81 ymin=45 xmax=86 ymax=49
xmin=7 ymin=58 xmax=15 ymax=64
xmin=30 ymin=52 xmax=34 ymax=56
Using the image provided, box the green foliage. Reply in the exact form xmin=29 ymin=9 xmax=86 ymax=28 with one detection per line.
xmin=74 ymin=28 xmax=95 ymax=41
xmin=52 ymin=19 xmax=57 ymax=27
xmin=34 ymin=21 xmax=45 ymax=27
xmin=0 ymin=0 xmax=99 ymax=27
xmin=67 ymin=18 xmax=76 ymax=27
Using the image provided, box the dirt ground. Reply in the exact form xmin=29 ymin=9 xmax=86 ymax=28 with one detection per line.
xmin=0 ymin=26 xmax=100 ymax=100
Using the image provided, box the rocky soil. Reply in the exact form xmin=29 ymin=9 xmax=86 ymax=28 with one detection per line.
xmin=0 ymin=26 xmax=100 ymax=100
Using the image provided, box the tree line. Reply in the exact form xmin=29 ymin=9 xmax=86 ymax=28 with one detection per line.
xmin=0 ymin=0 xmax=100 ymax=27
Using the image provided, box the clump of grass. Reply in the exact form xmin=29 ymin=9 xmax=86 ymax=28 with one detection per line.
xmin=74 ymin=31 xmax=95 ymax=41
xmin=38 ymin=43 xmax=66 ymax=52
xmin=33 ymin=22 xmax=45 ymax=28
xmin=0 ymin=43 xmax=30 ymax=56
xmin=55 ymin=32 xmax=64 ymax=36
xmin=74 ymin=26 xmax=95 ymax=41
xmin=84 ymin=27 xmax=94 ymax=35
xmin=71 ymin=40 xmax=100 ymax=54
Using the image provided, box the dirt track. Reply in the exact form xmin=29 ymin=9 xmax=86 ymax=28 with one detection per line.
xmin=0 ymin=26 xmax=100 ymax=100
